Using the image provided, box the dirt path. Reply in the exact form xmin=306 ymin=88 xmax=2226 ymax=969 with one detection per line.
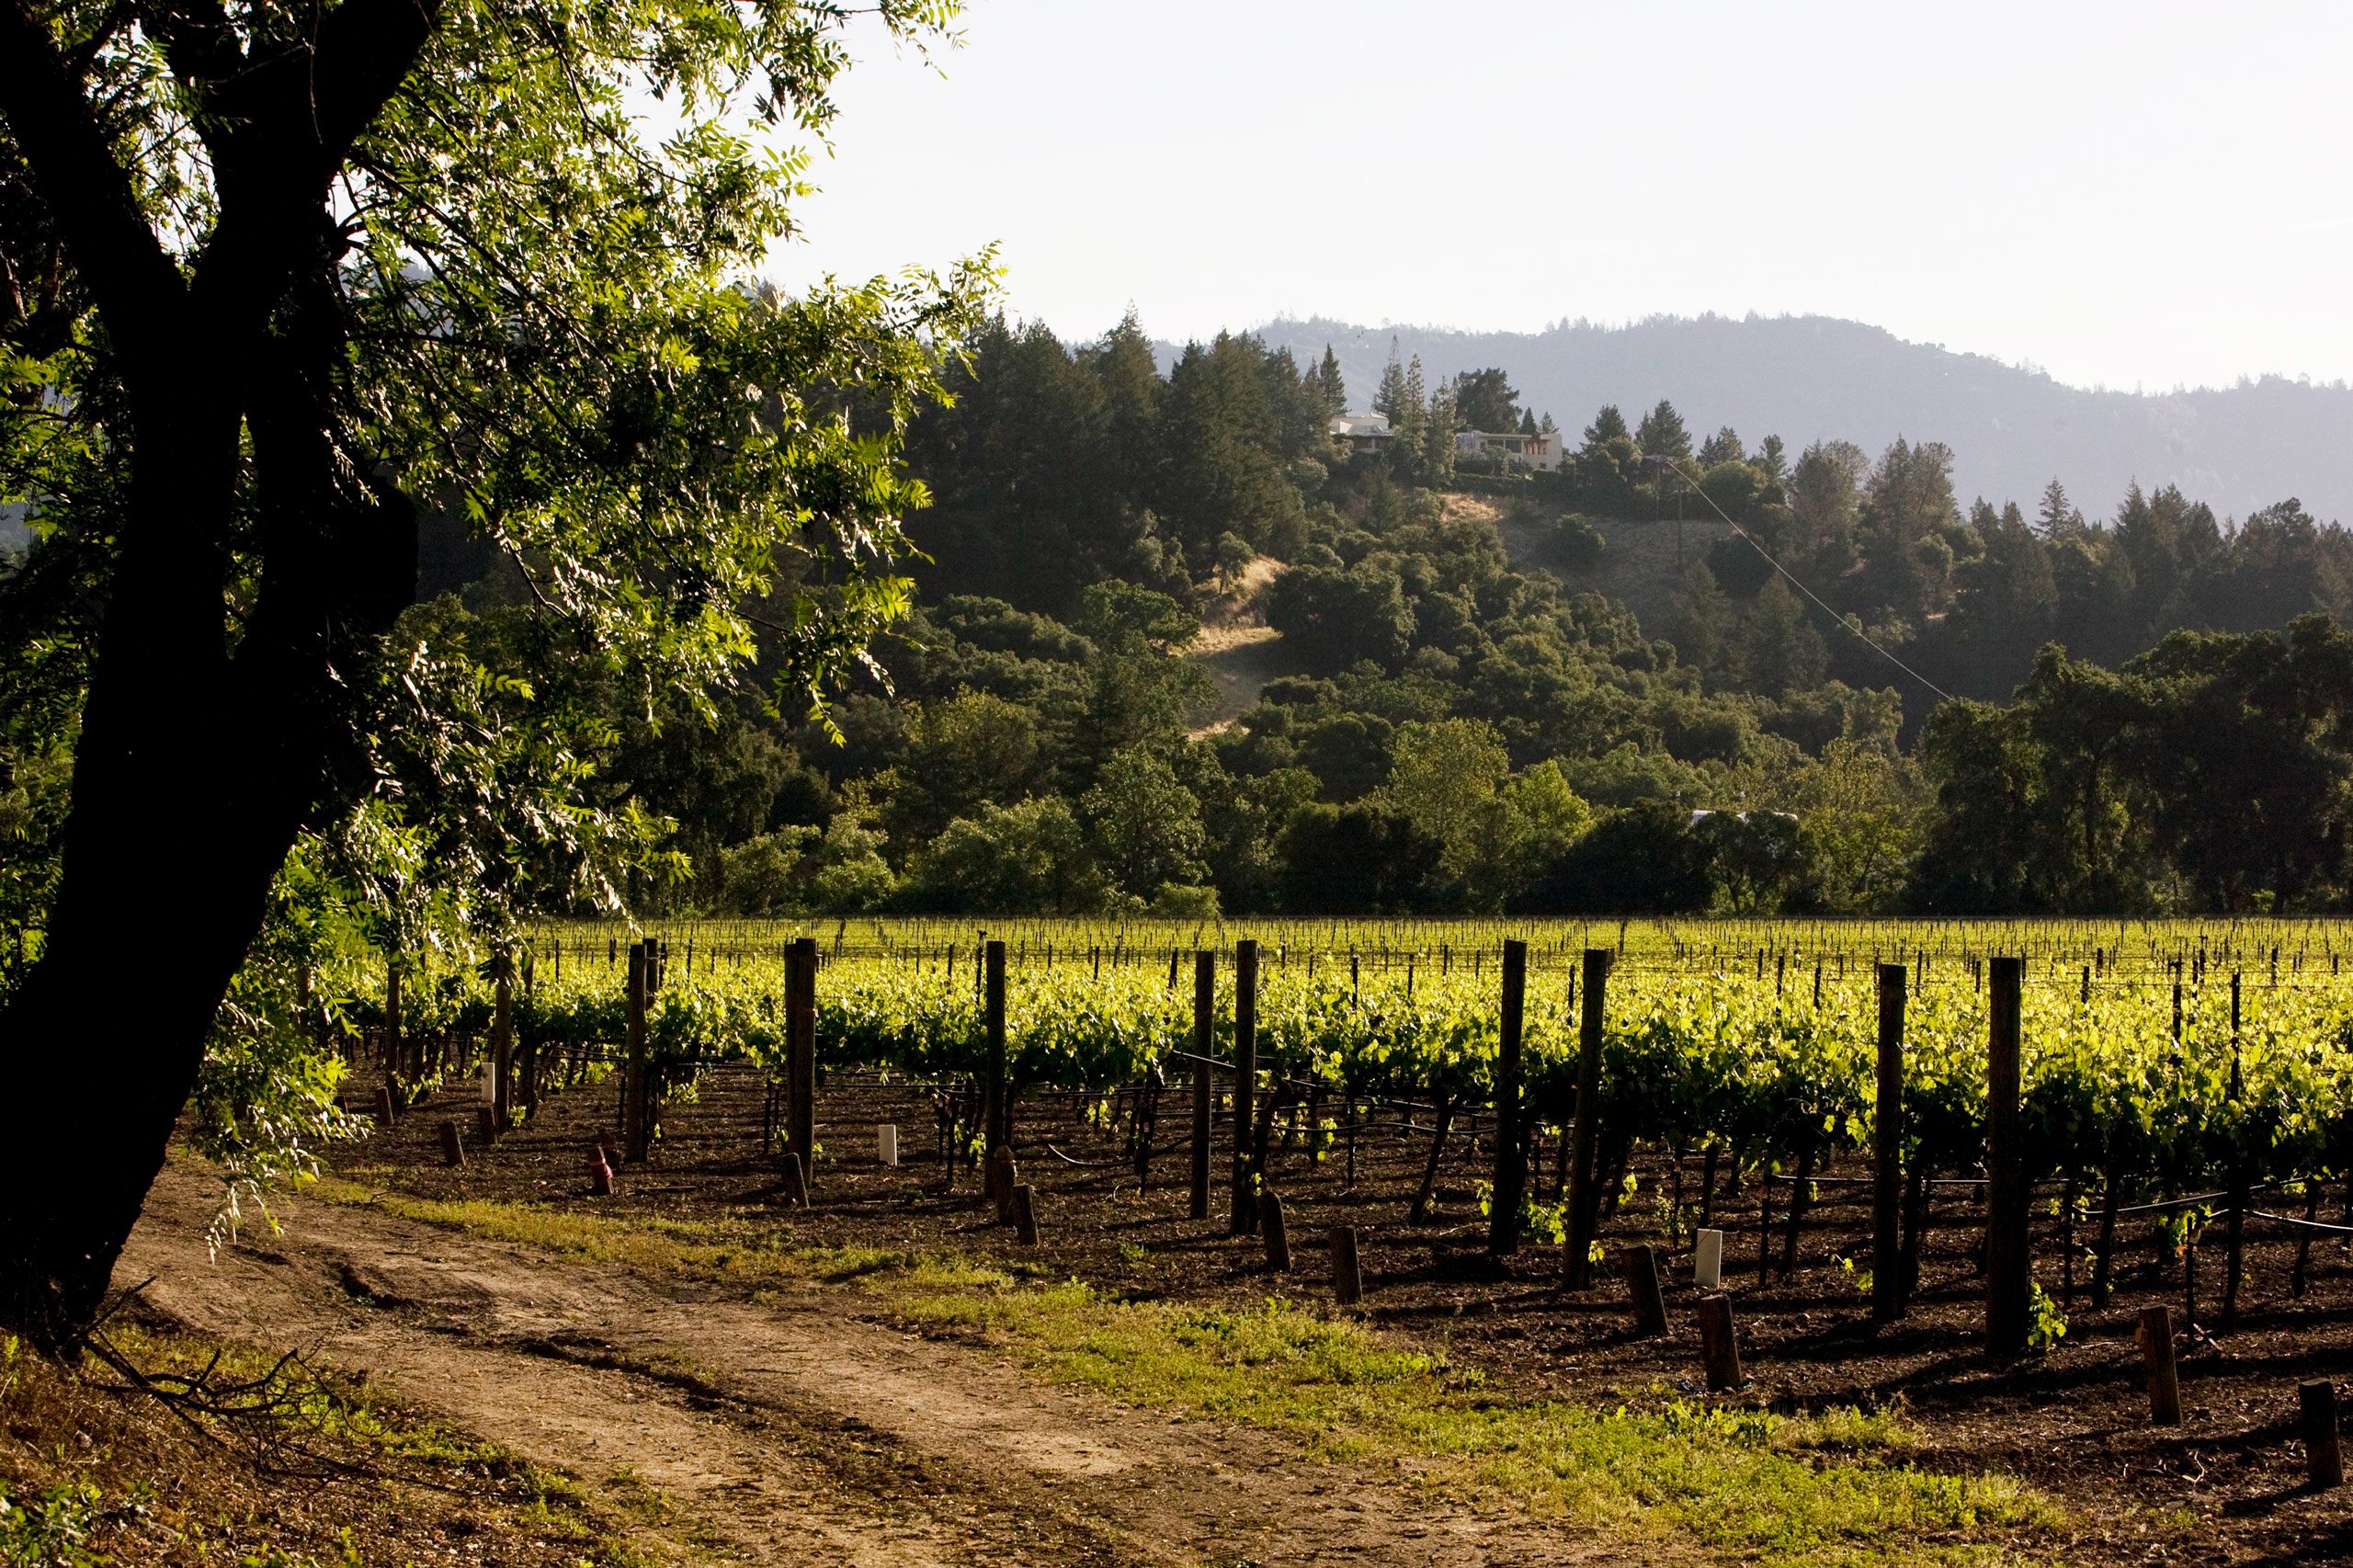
xmin=119 ymin=1161 xmax=1622 ymax=1567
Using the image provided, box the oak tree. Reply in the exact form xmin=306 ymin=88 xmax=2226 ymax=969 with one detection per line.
xmin=0 ymin=0 xmax=986 ymax=1348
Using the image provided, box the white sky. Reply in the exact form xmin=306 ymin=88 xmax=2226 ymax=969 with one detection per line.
xmin=767 ymin=0 xmax=2353 ymax=393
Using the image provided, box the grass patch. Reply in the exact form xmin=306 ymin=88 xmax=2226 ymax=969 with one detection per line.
xmin=313 ymin=1172 xmax=1011 ymax=1290
xmin=313 ymin=1179 xmax=2063 ymax=1567
xmin=891 ymin=1279 xmax=2055 ymax=1567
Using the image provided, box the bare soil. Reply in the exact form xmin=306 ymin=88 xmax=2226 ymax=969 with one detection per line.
xmin=293 ymin=1059 xmax=2353 ymax=1567
xmin=119 ymin=1132 xmax=1620 ymax=1566
xmin=1486 ymin=495 xmax=1733 ymax=634
xmin=1186 ymin=555 xmax=1294 ymax=733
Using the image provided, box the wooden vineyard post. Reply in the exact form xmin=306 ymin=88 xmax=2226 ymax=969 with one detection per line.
xmin=2138 ymin=1304 xmax=2182 ymax=1426
xmin=788 ymin=937 xmax=818 ymax=1190
xmin=622 ymin=942 xmax=649 ymax=1164
xmin=1263 ymin=1191 xmax=1292 ymax=1271
xmin=2223 ymin=971 xmax=2247 ymax=1329
xmin=1231 ymin=939 xmax=1259 ymax=1237
xmin=1873 ymin=963 xmax=1906 ymax=1324
xmin=779 ymin=1151 xmax=808 ymax=1209
xmin=1565 ymin=948 xmax=1611 ymax=1289
xmin=1329 ymin=1226 xmax=1364 ymax=1305
xmin=983 ymin=938 xmax=1008 ymax=1157
xmin=491 ymin=960 xmax=514 ymax=1137
xmin=374 ymin=1084 xmax=397 ymax=1126
xmin=438 ymin=1119 xmax=464 ymax=1168
xmin=2302 ymin=1381 xmax=2345 ymax=1489
xmin=1190 ymin=951 xmax=1214 ymax=1221
xmin=1620 ymin=1244 xmax=1669 ymax=1337
xmin=1488 ymin=938 xmax=1529 ymax=1256
xmin=1985 ymin=955 xmax=2029 ymax=1358
xmin=1697 ymin=1293 xmax=1743 ymax=1391
xmin=383 ymin=960 xmax=404 ymax=1088
xmin=1011 ymin=1184 xmax=1040 ymax=1246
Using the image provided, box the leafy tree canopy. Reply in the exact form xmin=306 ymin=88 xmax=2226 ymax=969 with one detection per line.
xmin=0 ymin=0 xmax=990 ymax=1348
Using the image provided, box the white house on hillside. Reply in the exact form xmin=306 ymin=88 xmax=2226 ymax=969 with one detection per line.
xmin=1328 ymin=412 xmax=1395 ymax=453
xmin=1455 ymin=427 xmax=1564 ymax=471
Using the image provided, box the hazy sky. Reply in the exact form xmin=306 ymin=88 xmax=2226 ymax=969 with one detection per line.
xmin=767 ymin=1 xmax=2353 ymax=393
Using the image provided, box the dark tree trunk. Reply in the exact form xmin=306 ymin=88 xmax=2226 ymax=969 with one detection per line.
xmin=0 ymin=0 xmax=438 ymax=1352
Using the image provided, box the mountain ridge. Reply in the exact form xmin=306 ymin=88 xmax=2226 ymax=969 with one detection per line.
xmin=1172 ymin=312 xmax=2353 ymax=527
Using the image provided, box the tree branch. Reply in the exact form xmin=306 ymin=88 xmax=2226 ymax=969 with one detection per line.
xmin=0 ymin=0 xmax=185 ymax=388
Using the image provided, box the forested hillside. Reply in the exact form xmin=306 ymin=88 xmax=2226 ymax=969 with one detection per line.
xmin=1247 ymin=313 xmax=2353 ymax=528
xmin=455 ymin=316 xmax=2353 ymax=919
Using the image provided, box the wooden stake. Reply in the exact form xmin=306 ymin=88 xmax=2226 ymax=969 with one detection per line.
xmin=491 ymin=961 xmax=514 ymax=1131
xmin=1874 ymin=963 xmax=1906 ymax=1324
xmin=1620 ymin=1244 xmax=1669 ymax=1337
xmin=1190 ymin=951 xmax=1214 ymax=1221
xmin=788 ymin=937 xmax=818 ymax=1189
xmin=622 ymin=943 xmax=649 ymax=1164
xmin=438 ymin=1119 xmax=464 ymax=1169
xmin=1231 ymin=939 xmax=1259 ymax=1236
xmin=983 ymin=939 xmax=1007 ymax=1153
xmin=1263 ymin=1190 xmax=1292 ymax=1271
xmin=384 ymin=963 xmax=403 ymax=1077
xmin=1565 ymin=948 xmax=1611 ymax=1290
xmin=1012 ymin=1183 xmax=1040 ymax=1246
xmin=1985 ymin=955 xmax=2029 ymax=1358
xmin=2137 ymin=1304 xmax=2182 ymax=1426
xmin=1697 ymin=1293 xmax=1743 ymax=1391
xmin=1489 ymin=938 xmax=1529 ymax=1256
xmin=1329 ymin=1225 xmax=1364 ymax=1305
xmin=991 ymin=1146 xmax=1018 ymax=1224
xmin=2302 ymin=1380 xmax=2344 ymax=1489
xmin=779 ymin=1150 xmax=808 ymax=1209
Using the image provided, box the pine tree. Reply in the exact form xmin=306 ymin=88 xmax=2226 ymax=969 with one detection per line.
xmin=1635 ymin=399 xmax=1691 ymax=461
xmin=1755 ymin=434 xmax=1789 ymax=484
xmin=1091 ymin=310 xmax=1164 ymax=505
xmin=1423 ymin=380 xmax=1458 ymax=480
xmin=1373 ymin=339 xmax=1408 ymax=426
xmin=1667 ymin=562 xmax=1730 ymax=672
xmin=2037 ymin=477 xmax=2085 ymax=539
xmin=1583 ymin=403 xmax=1631 ymax=447
xmin=1518 ymin=409 xmax=1538 ymax=436
xmin=1699 ymin=426 xmax=1745 ymax=467
xmin=1315 ymin=345 xmax=1347 ymax=416
xmin=1733 ymin=576 xmax=1829 ymax=699
xmin=1394 ymin=354 xmax=1427 ymax=450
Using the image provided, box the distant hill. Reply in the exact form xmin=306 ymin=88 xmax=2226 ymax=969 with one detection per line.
xmin=1210 ymin=314 xmax=2353 ymax=526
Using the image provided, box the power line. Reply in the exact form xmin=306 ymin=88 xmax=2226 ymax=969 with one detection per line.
xmin=1661 ymin=457 xmax=1954 ymax=704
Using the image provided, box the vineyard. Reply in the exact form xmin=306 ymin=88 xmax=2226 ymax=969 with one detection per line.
xmin=347 ymin=916 xmax=2353 ymax=1288
xmin=297 ymin=915 xmax=2353 ymax=1560
xmin=324 ymin=915 xmax=2353 ymax=1343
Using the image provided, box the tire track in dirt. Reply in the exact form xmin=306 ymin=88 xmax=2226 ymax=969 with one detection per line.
xmin=119 ymin=1160 xmax=1635 ymax=1566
